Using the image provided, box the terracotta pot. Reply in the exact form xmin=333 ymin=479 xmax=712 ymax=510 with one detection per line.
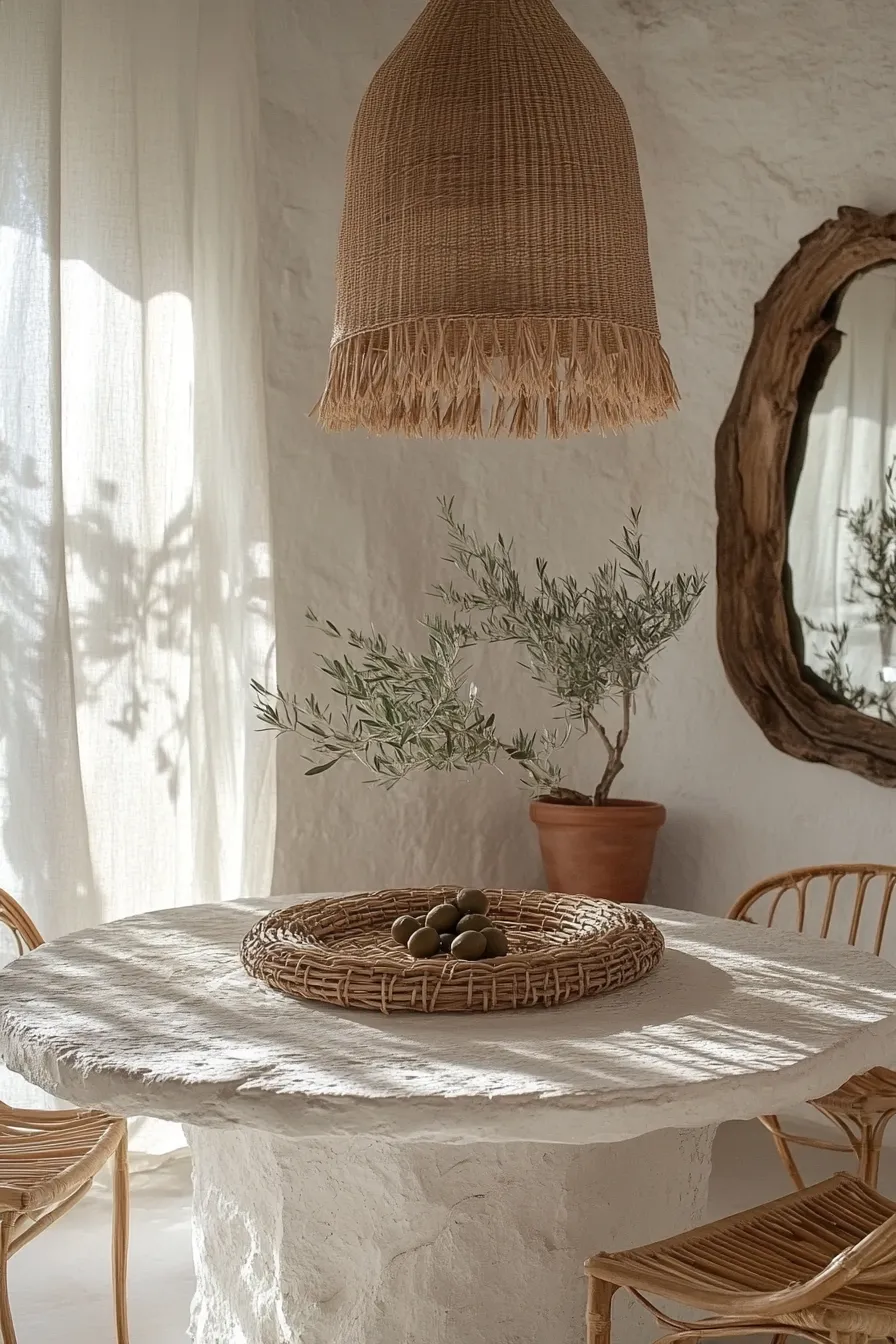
xmin=529 ymin=797 xmax=666 ymax=903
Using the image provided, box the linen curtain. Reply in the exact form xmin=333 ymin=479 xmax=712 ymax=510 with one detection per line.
xmin=789 ymin=269 xmax=896 ymax=692
xmin=0 ymin=0 xmax=276 ymax=1138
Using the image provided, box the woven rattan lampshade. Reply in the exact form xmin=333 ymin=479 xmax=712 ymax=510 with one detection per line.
xmin=316 ymin=0 xmax=677 ymax=440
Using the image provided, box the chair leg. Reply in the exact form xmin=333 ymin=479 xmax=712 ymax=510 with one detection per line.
xmin=586 ymin=1276 xmax=617 ymax=1344
xmin=859 ymin=1109 xmax=896 ymax=1188
xmin=0 ymin=1220 xmax=17 ymax=1344
xmin=761 ymin=1116 xmax=805 ymax=1190
xmin=857 ymin=1122 xmax=880 ymax=1186
xmin=112 ymin=1133 xmax=130 ymax=1344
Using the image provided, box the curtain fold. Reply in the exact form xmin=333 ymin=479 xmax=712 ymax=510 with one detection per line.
xmin=0 ymin=0 xmax=276 ymax=1140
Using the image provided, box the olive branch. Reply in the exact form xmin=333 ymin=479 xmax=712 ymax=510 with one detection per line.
xmin=254 ymin=503 xmax=705 ymax=803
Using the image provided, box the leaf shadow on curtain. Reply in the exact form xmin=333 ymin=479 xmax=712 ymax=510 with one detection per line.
xmin=65 ymin=478 xmax=276 ymax=806
xmin=0 ymin=433 xmax=276 ymax=917
xmin=68 ymin=491 xmax=194 ymax=803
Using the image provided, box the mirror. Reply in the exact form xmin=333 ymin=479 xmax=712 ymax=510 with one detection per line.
xmin=787 ymin=264 xmax=896 ymax=723
xmin=716 ymin=207 xmax=896 ymax=787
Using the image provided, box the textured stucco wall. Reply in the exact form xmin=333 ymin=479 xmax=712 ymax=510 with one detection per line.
xmin=257 ymin=0 xmax=896 ymax=914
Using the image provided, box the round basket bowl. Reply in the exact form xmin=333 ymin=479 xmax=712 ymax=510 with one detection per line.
xmin=240 ymin=887 xmax=664 ymax=1015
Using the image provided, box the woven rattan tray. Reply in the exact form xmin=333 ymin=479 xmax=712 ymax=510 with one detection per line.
xmin=241 ymin=887 xmax=664 ymax=1014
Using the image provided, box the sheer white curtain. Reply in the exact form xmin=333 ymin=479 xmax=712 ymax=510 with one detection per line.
xmin=0 ymin=0 xmax=276 ymax=1137
xmin=790 ymin=269 xmax=896 ymax=690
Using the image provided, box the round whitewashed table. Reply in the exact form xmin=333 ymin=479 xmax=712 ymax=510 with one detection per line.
xmin=1 ymin=898 xmax=896 ymax=1344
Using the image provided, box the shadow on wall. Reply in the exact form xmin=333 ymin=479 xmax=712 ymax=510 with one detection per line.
xmin=650 ymin=807 xmax=745 ymax=914
xmin=283 ymin=766 xmax=546 ymax=896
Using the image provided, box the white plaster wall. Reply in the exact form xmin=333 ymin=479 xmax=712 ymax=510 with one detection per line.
xmin=257 ymin=0 xmax=896 ymax=917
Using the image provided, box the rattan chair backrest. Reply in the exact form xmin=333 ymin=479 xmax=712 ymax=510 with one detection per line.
xmin=0 ymin=889 xmax=43 ymax=955
xmin=728 ymin=864 xmax=896 ymax=956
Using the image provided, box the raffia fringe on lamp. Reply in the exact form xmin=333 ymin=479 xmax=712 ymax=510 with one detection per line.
xmin=316 ymin=0 xmax=677 ymax=441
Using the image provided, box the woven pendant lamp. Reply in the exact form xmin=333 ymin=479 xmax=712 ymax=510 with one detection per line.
xmin=316 ymin=0 xmax=677 ymax=440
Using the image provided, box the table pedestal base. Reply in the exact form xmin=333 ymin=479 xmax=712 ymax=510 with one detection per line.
xmin=188 ymin=1124 xmax=716 ymax=1344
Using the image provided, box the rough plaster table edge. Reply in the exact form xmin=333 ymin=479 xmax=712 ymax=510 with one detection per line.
xmin=2 ymin=898 xmax=896 ymax=1145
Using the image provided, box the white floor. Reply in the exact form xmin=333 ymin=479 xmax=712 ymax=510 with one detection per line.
xmin=9 ymin=1120 xmax=895 ymax=1343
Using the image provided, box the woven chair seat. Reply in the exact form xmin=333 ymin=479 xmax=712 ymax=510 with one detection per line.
xmin=586 ymin=1174 xmax=896 ymax=1339
xmin=815 ymin=1066 xmax=896 ymax=1116
xmin=0 ymin=1106 xmax=126 ymax=1212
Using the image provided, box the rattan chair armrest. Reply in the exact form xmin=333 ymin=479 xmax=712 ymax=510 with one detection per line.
xmin=0 ymin=1106 xmax=107 ymax=1124
xmin=0 ymin=889 xmax=43 ymax=951
xmin=586 ymin=1211 xmax=896 ymax=1319
xmin=8 ymin=1185 xmax=93 ymax=1253
xmin=19 ymin=1119 xmax=125 ymax=1212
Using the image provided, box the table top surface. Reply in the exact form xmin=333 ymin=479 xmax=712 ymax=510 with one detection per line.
xmin=1 ymin=896 xmax=896 ymax=1144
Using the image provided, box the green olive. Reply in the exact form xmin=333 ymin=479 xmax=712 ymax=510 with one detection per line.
xmin=483 ymin=926 xmax=509 ymax=957
xmin=456 ymin=888 xmax=489 ymax=915
xmin=425 ymin=903 xmax=462 ymax=933
xmin=450 ymin=929 xmax=488 ymax=960
xmin=391 ymin=915 xmax=421 ymax=946
xmin=455 ymin=912 xmax=491 ymax=934
xmin=407 ymin=926 xmax=441 ymax=958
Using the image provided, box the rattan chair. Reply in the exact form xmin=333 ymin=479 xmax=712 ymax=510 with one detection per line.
xmin=728 ymin=864 xmax=896 ymax=1189
xmin=0 ymin=888 xmax=129 ymax=1344
xmin=586 ymin=1173 xmax=896 ymax=1344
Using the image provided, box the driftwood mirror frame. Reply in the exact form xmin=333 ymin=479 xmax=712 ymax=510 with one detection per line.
xmin=716 ymin=206 xmax=896 ymax=787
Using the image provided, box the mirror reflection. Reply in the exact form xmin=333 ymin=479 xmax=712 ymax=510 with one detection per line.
xmin=788 ymin=265 xmax=896 ymax=720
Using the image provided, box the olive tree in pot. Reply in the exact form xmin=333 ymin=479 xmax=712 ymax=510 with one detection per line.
xmin=254 ymin=502 xmax=705 ymax=902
